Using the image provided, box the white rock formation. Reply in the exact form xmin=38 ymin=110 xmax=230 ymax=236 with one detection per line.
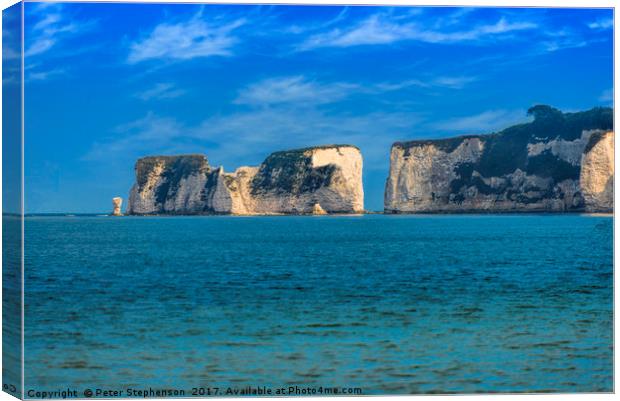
xmin=385 ymin=137 xmax=485 ymax=212
xmin=385 ymin=127 xmax=614 ymax=213
xmin=112 ymin=197 xmax=123 ymax=216
xmin=127 ymin=155 xmax=210 ymax=215
xmin=580 ymin=131 xmax=614 ymax=212
xmin=247 ymin=146 xmax=364 ymax=214
xmin=312 ymin=203 xmax=328 ymax=215
xmin=126 ymin=146 xmax=364 ymax=215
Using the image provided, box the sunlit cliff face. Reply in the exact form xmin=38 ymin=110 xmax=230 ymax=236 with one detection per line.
xmin=127 ymin=145 xmax=364 ymax=215
xmin=385 ymin=107 xmax=614 ymax=213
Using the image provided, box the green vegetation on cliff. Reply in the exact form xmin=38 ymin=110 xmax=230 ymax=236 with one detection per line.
xmin=134 ymin=155 xmax=210 ymax=207
xmin=395 ymin=106 xmax=612 ymax=179
xmin=391 ymin=106 xmax=613 ymax=210
xmin=250 ymin=145 xmax=355 ymax=195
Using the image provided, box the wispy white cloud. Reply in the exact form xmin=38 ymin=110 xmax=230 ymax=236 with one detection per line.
xmin=543 ymin=35 xmax=608 ymax=52
xmin=234 ymin=76 xmax=358 ymax=106
xmin=192 ymin=108 xmax=420 ymax=169
xmin=22 ymin=62 xmax=67 ymax=83
xmin=431 ymin=76 xmax=477 ymax=89
xmin=83 ymin=79 xmax=424 ymax=170
xmin=83 ymin=113 xmax=186 ymax=161
xmin=234 ymin=74 xmax=477 ymax=107
xmin=429 ymin=8 xmax=475 ymax=29
xmin=541 ymin=28 xmax=591 ymax=52
xmin=542 ymin=39 xmax=587 ymax=52
xmin=432 ymin=109 xmax=529 ymax=133
xmin=588 ymin=18 xmax=613 ymax=30
xmin=372 ymin=76 xmax=477 ymax=91
xmin=298 ymin=14 xmax=409 ymax=49
xmin=298 ymin=14 xmax=537 ymax=50
xmin=540 ymin=17 xmax=612 ymax=53
xmin=135 ymin=83 xmax=186 ymax=101
xmin=33 ymin=13 xmax=62 ymax=31
xmin=84 ymin=108 xmax=422 ymax=171
xmin=81 ymin=61 xmax=477 ymax=169
xmin=285 ymin=7 xmax=349 ymax=35
xmin=25 ymin=4 xmax=97 ymax=58
xmin=372 ymin=79 xmax=427 ymax=91
xmin=26 ymin=38 xmax=57 ymax=57
xmin=127 ymin=12 xmax=245 ymax=64
xmin=27 ymin=68 xmax=66 ymax=81
xmin=81 ymin=80 xmax=527 ymax=176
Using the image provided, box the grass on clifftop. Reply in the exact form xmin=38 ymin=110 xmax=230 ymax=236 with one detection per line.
xmin=394 ymin=106 xmax=612 ymax=152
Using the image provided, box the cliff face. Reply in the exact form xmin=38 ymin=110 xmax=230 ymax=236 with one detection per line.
xmin=385 ymin=106 xmax=613 ymax=213
xmin=127 ymin=155 xmax=212 ymax=215
xmin=126 ymin=145 xmax=363 ymax=215
xmin=580 ymin=131 xmax=614 ymax=212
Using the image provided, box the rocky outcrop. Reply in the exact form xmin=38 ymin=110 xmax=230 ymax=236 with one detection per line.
xmin=312 ymin=203 xmax=328 ymax=215
xmin=385 ymin=106 xmax=613 ymax=213
xmin=127 ymin=155 xmax=211 ymax=214
xmin=126 ymin=145 xmax=363 ymax=215
xmin=580 ymin=131 xmax=614 ymax=212
xmin=112 ymin=197 xmax=123 ymax=216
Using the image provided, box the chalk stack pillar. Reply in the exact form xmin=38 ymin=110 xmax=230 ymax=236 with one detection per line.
xmin=112 ymin=197 xmax=123 ymax=216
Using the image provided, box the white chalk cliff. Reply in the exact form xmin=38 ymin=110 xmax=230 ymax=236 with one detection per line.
xmin=126 ymin=145 xmax=364 ymax=215
xmin=580 ymin=131 xmax=614 ymax=212
xmin=385 ymin=106 xmax=614 ymax=213
xmin=112 ymin=197 xmax=123 ymax=216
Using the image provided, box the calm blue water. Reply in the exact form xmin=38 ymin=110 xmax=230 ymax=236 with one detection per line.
xmin=24 ymin=215 xmax=612 ymax=395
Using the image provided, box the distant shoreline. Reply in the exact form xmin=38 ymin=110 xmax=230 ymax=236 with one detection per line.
xmin=21 ymin=211 xmax=613 ymax=217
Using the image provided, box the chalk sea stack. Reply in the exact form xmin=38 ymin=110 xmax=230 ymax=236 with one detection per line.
xmin=112 ymin=197 xmax=123 ymax=216
xmin=385 ymin=106 xmax=614 ymax=213
xmin=126 ymin=145 xmax=364 ymax=215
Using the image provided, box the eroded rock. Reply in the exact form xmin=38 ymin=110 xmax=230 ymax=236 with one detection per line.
xmin=112 ymin=197 xmax=123 ymax=216
xmin=312 ymin=203 xmax=328 ymax=215
xmin=126 ymin=145 xmax=364 ymax=215
xmin=385 ymin=106 xmax=613 ymax=213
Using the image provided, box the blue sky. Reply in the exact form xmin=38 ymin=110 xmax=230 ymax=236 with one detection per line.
xmin=12 ymin=2 xmax=614 ymax=212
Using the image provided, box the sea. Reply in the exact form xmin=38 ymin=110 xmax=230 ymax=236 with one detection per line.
xmin=22 ymin=214 xmax=613 ymax=395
